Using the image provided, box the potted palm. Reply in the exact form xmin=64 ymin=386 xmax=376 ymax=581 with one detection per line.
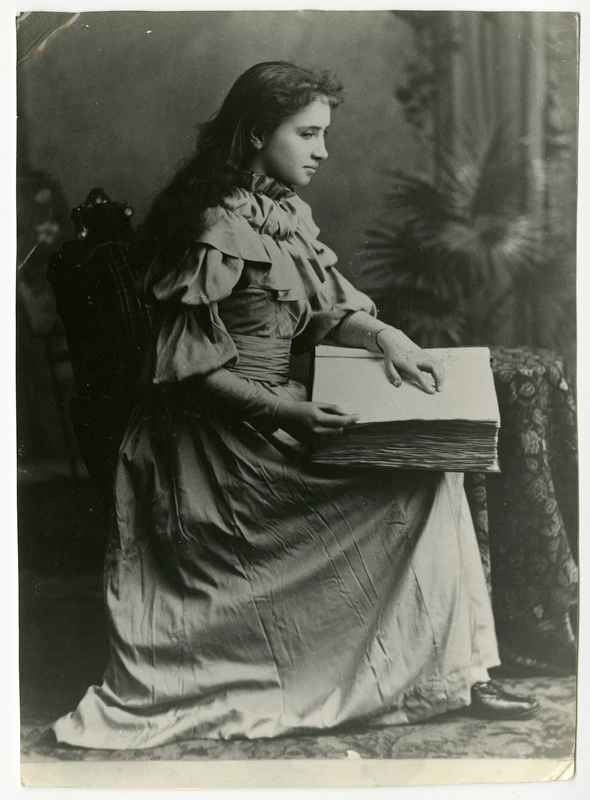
xmin=361 ymin=127 xmax=548 ymax=349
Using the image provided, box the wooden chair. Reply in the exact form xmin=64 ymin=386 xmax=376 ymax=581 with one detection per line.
xmin=46 ymin=188 xmax=154 ymax=490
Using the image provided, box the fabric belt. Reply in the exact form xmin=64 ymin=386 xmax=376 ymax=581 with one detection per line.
xmin=228 ymin=334 xmax=291 ymax=384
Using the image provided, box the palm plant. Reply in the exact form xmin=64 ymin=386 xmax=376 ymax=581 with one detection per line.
xmin=363 ymin=127 xmax=547 ymax=348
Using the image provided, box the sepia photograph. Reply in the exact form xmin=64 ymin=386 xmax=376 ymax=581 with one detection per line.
xmin=10 ymin=1 xmax=584 ymax=792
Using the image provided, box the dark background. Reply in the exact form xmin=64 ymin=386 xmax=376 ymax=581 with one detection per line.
xmin=18 ymin=10 xmax=425 ymax=279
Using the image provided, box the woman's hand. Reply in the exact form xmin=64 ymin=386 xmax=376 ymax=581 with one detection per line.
xmin=376 ymin=328 xmax=445 ymax=394
xmin=275 ymin=400 xmax=360 ymax=443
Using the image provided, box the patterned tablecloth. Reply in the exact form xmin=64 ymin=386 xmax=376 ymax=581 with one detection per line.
xmin=465 ymin=346 xmax=578 ymax=675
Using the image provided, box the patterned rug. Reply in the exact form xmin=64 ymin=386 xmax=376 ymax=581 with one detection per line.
xmin=21 ymin=672 xmax=576 ymax=762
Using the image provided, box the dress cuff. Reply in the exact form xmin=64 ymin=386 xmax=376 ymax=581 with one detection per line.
xmin=328 ymin=311 xmax=395 ymax=353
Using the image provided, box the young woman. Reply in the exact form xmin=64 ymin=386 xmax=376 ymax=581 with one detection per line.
xmin=53 ymin=62 xmax=538 ymax=749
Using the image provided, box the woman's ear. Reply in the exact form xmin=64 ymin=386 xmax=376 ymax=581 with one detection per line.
xmin=249 ymin=127 xmax=265 ymax=151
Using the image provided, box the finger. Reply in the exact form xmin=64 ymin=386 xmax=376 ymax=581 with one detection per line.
xmin=408 ymin=366 xmax=436 ymax=394
xmin=340 ymin=414 xmax=361 ymax=427
xmin=317 ymin=402 xmax=346 ymax=415
xmin=384 ymin=359 xmax=402 ymax=387
xmin=316 ymin=427 xmax=344 ymax=437
xmin=418 ymin=359 xmax=445 ymax=391
xmin=318 ymin=412 xmax=360 ymax=428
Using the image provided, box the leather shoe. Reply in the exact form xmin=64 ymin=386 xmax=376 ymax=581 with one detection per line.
xmin=470 ymin=681 xmax=539 ymax=720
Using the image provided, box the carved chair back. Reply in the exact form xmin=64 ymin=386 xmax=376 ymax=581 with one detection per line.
xmin=47 ymin=188 xmax=154 ymax=488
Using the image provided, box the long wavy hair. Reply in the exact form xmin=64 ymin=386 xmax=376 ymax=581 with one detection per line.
xmin=135 ymin=61 xmax=344 ymax=281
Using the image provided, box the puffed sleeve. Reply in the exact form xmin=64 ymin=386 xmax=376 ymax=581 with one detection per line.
xmin=142 ymin=239 xmax=288 ymax=429
xmin=146 ymin=243 xmax=243 ymax=384
xmin=301 ymin=266 xmax=378 ymax=345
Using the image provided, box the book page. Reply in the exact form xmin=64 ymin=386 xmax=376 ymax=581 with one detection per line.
xmin=313 ymin=347 xmax=500 ymax=424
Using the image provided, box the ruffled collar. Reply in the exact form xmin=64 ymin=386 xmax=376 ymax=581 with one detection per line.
xmin=150 ymin=174 xmax=338 ymax=305
xmin=221 ymin=174 xmax=301 ymax=241
xmin=236 ymin=170 xmax=296 ymax=201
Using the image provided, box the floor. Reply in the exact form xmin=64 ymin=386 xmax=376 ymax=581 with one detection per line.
xmin=18 ymin=473 xmax=578 ymax=766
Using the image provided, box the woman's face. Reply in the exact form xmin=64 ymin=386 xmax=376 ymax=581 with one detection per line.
xmin=249 ymin=97 xmax=331 ymax=187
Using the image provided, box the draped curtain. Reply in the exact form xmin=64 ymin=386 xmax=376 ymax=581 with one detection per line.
xmin=394 ymin=11 xmax=578 ymax=366
xmin=440 ymin=13 xmax=577 ymax=238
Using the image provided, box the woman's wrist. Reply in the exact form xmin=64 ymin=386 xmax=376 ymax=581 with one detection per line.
xmin=375 ymin=327 xmax=389 ymax=352
xmin=330 ymin=311 xmax=394 ymax=353
xmin=272 ymin=398 xmax=300 ymax=427
xmin=376 ymin=326 xmax=416 ymax=353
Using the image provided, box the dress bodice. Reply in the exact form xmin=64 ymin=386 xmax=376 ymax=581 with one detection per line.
xmin=218 ymin=286 xmax=309 ymax=341
xmin=144 ymin=172 xmax=376 ymax=385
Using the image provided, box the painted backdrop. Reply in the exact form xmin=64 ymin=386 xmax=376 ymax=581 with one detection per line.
xmin=18 ymin=10 xmax=424 ymax=280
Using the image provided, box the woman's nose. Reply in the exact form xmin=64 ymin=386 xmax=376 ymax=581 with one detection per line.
xmin=313 ymin=137 xmax=328 ymax=160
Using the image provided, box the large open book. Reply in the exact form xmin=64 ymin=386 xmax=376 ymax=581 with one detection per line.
xmin=310 ymin=345 xmax=500 ymax=471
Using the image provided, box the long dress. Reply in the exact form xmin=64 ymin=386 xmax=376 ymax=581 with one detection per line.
xmin=53 ymin=172 xmax=500 ymax=749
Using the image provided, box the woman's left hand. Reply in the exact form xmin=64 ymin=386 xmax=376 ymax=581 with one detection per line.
xmin=376 ymin=328 xmax=445 ymax=394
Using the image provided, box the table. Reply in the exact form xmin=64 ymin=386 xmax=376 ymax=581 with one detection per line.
xmin=465 ymin=346 xmax=578 ymax=675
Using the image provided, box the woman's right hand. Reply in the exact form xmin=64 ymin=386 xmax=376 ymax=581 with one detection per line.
xmin=274 ymin=401 xmax=360 ymax=443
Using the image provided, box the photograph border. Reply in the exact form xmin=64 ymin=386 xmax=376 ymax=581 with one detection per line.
xmin=5 ymin=0 xmax=588 ymax=795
